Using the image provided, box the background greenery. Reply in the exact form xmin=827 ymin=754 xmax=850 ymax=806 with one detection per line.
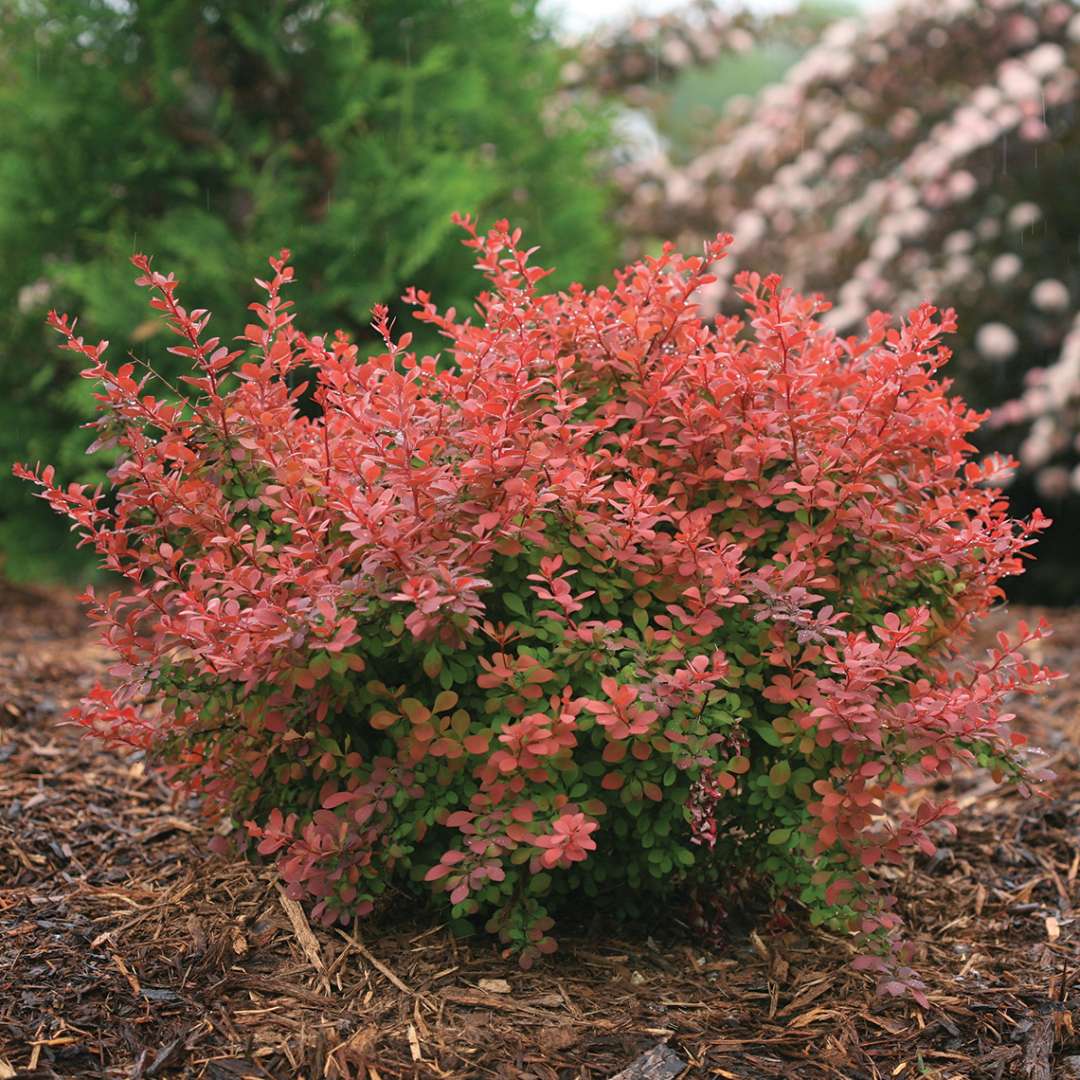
xmin=0 ymin=0 xmax=615 ymax=580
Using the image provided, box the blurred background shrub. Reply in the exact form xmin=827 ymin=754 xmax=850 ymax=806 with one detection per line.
xmin=603 ymin=0 xmax=1080 ymax=601
xmin=560 ymin=0 xmax=852 ymax=158
xmin=0 ymin=0 xmax=614 ymax=580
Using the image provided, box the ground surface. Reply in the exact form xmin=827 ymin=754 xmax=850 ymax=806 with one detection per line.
xmin=1 ymin=583 xmax=1078 ymax=1079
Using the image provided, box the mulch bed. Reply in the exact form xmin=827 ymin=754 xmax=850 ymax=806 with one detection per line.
xmin=1 ymin=582 xmax=1078 ymax=1079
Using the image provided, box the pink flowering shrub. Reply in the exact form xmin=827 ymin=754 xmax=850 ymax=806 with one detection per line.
xmin=561 ymin=3 xmax=771 ymax=104
xmin=17 ymin=218 xmax=1055 ymax=986
xmin=607 ymin=0 xmax=1080 ymax=529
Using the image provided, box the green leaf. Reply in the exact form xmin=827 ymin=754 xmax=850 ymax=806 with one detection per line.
xmin=530 ymin=872 xmax=552 ymax=894
xmin=769 ymin=761 xmax=791 ymax=786
xmin=423 ymin=646 xmax=443 ymax=679
xmin=767 ymin=828 xmax=791 ymax=845
xmin=753 ymin=721 xmax=784 ymax=748
xmin=504 ymin=592 xmax=527 ymax=617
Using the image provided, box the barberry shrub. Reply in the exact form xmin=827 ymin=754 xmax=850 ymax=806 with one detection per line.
xmin=18 ymin=220 xmax=1055 ymax=987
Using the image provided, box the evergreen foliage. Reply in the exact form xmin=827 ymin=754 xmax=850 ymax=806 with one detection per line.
xmin=0 ymin=0 xmax=614 ymax=579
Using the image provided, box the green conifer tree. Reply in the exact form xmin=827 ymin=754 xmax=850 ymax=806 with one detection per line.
xmin=0 ymin=0 xmax=614 ymax=579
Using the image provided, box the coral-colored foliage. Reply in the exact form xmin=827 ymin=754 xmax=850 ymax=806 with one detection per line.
xmin=17 ymin=218 xmax=1055 ymax=984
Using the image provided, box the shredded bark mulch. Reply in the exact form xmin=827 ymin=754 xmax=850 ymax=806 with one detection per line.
xmin=1 ymin=582 xmax=1078 ymax=1079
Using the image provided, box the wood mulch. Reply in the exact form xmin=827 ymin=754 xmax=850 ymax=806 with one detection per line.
xmin=1 ymin=582 xmax=1078 ymax=1079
